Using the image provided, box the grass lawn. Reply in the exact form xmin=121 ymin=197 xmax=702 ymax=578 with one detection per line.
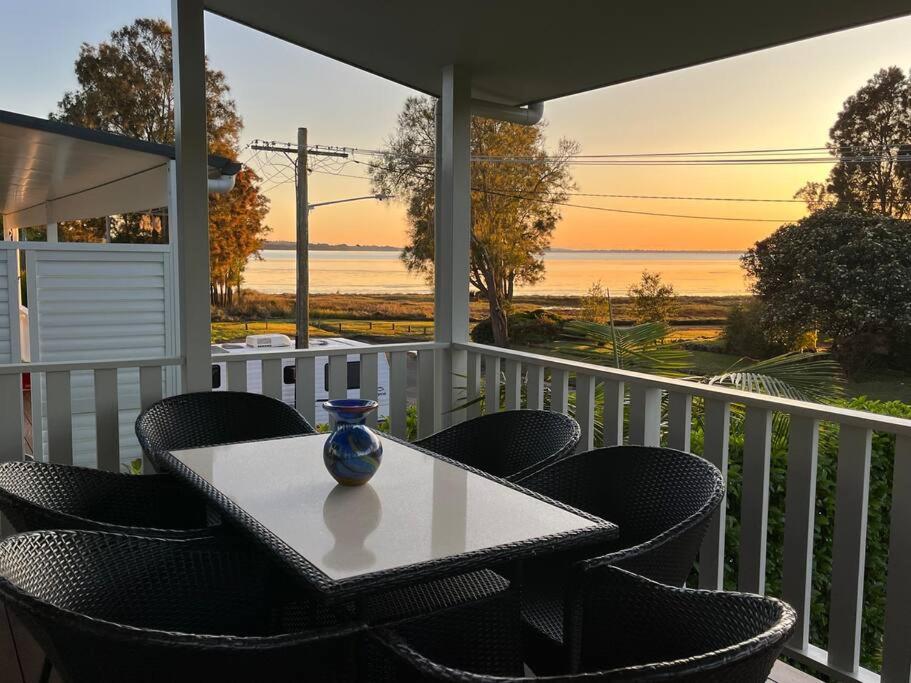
xmin=211 ymin=318 xmax=437 ymax=344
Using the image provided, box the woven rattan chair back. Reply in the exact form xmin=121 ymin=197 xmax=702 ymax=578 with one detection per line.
xmin=0 ymin=461 xmax=212 ymax=538
xmin=368 ymin=567 xmax=795 ymax=682
xmin=0 ymin=530 xmax=360 ymax=682
xmin=136 ymin=391 xmax=316 ymax=469
xmin=413 ymin=410 xmax=581 ymax=480
xmin=518 ymin=446 xmax=724 ymax=586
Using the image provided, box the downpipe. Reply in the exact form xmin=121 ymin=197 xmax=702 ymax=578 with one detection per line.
xmin=207 ymin=174 xmax=236 ymax=194
xmin=470 ymin=99 xmax=544 ymax=125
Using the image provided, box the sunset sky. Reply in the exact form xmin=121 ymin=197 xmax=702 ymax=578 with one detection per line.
xmin=3 ymin=3 xmax=911 ymax=250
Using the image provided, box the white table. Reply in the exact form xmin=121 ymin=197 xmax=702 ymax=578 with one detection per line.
xmin=165 ymin=433 xmax=617 ymax=599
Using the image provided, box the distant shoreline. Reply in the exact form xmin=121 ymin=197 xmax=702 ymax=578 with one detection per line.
xmin=262 ymin=242 xmax=744 ymax=255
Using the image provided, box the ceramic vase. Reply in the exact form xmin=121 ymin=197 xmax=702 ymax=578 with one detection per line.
xmin=322 ymin=399 xmax=383 ymax=486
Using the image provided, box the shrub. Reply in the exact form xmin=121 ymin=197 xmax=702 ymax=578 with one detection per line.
xmin=628 ymin=270 xmax=678 ymax=323
xmin=742 ymin=209 xmax=911 ymax=373
xmin=579 ymin=281 xmax=612 ymax=324
xmin=470 ymin=309 xmax=565 ymax=346
xmin=722 ymin=300 xmax=807 ymax=358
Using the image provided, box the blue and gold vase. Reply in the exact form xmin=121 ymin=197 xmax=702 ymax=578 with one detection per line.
xmin=322 ymin=399 xmax=383 ymax=486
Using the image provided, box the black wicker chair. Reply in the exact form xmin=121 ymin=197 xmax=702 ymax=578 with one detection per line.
xmin=514 ymin=446 xmax=725 ymax=672
xmin=0 ymin=461 xmax=215 ymax=538
xmin=0 ymin=530 xmax=364 ymax=682
xmin=369 ymin=566 xmax=795 ymax=682
xmin=136 ymin=391 xmax=316 ymax=471
xmin=413 ymin=410 xmax=581 ymax=481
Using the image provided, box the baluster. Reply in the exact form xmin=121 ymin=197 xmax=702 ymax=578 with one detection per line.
xmin=466 ymin=352 xmax=482 ymax=420
xmin=0 ymin=373 xmax=23 ymax=464
xmin=226 ymin=360 xmax=247 ymax=392
xmin=602 ymin=380 xmax=624 ymax=446
xmin=781 ymin=415 xmax=820 ymax=650
xmin=882 ymin=434 xmax=911 ymax=681
xmin=417 ymin=350 xmax=436 ymax=438
xmin=484 ymin=356 xmax=501 ymax=415
xmin=295 ymin=357 xmax=317 ymax=426
xmin=666 ymin=391 xmax=692 ymax=451
xmin=827 ymin=424 xmax=873 ymax=674
xmin=550 ymin=368 xmax=568 ymax=414
xmin=94 ymin=368 xmax=120 ymax=472
xmin=699 ymin=398 xmax=730 ymax=589
xmin=575 ymin=373 xmax=596 ymax=452
xmin=262 ymin=358 xmax=283 ymax=399
xmin=46 ymin=371 xmax=73 ymax=465
xmin=327 ymin=354 xmax=347 ymax=401
xmin=388 ymin=351 xmax=407 ymax=438
xmin=738 ymin=406 xmax=772 ymax=593
xmin=504 ymin=359 xmax=521 ymax=411
xmin=628 ymin=384 xmax=661 ymax=446
xmin=358 ymin=353 xmax=378 ymax=428
xmin=526 ymin=364 xmax=544 ymax=410
xmin=138 ymin=365 xmax=163 ymax=473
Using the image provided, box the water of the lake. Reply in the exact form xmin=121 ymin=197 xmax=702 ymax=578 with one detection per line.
xmin=245 ymin=249 xmax=748 ymax=296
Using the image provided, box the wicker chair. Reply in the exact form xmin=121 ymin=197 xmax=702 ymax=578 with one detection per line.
xmin=368 ymin=566 xmax=795 ymax=682
xmin=514 ymin=446 xmax=725 ymax=672
xmin=135 ymin=391 xmax=316 ymax=470
xmin=0 ymin=530 xmax=522 ymax=682
xmin=0 ymin=530 xmax=363 ymax=682
xmin=413 ymin=410 xmax=581 ymax=481
xmin=0 ymin=461 xmax=214 ymax=538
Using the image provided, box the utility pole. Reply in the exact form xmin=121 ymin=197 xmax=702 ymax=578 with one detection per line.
xmin=249 ymin=138 xmax=347 ymax=349
xmin=296 ymin=128 xmax=308 ymax=349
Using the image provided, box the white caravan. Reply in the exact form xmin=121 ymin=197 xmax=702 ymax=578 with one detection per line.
xmin=210 ymin=334 xmax=391 ymax=425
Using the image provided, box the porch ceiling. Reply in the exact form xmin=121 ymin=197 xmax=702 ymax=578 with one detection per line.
xmin=0 ymin=111 xmax=241 ymax=230
xmin=205 ymin=0 xmax=910 ymax=105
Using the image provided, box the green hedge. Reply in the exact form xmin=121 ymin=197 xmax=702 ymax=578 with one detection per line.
xmin=690 ymin=396 xmax=910 ymax=672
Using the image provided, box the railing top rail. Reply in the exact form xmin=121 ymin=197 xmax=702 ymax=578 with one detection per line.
xmin=0 ymin=357 xmax=182 ymax=374
xmin=212 ymin=340 xmax=446 ymax=362
xmin=0 ymin=241 xmax=171 ymax=253
xmin=457 ymin=341 xmax=911 ymax=437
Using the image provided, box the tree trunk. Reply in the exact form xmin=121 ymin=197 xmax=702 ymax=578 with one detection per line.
xmin=488 ymin=295 xmax=509 ymax=347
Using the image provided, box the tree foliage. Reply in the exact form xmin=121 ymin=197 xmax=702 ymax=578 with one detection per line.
xmin=627 ymin=269 xmax=678 ymax=323
xmin=742 ymin=209 xmax=911 ymax=372
xmin=370 ymin=96 xmax=577 ymax=346
xmin=579 ymin=281 xmax=613 ymax=324
xmin=795 ymin=66 xmax=911 ymax=218
xmin=51 ymin=18 xmax=268 ymax=303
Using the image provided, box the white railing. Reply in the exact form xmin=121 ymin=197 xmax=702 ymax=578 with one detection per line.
xmin=0 ymin=357 xmax=181 ymax=472
xmin=1 ymin=339 xmax=909 ymax=682
xmin=457 ymin=341 xmax=911 ymax=683
xmin=214 ymin=341 xmax=446 ymax=438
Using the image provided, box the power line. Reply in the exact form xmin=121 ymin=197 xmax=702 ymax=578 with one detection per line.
xmin=314 ymin=143 xmax=911 ymax=166
xmin=474 ymin=188 xmax=797 ymax=223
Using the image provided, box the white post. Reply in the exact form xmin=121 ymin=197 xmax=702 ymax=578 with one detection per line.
xmin=434 ymin=65 xmax=472 ymax=427
xmin=46 ymin=223 xmax=58 ymax=243
xmin=171 ymin=0 xmax=212 ymax=392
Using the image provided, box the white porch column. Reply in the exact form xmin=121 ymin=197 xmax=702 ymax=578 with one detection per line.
xmin=171 ymin=0 xmax=212 ymax=392
xmin=434 ymin=65 xmax=472 ymax=427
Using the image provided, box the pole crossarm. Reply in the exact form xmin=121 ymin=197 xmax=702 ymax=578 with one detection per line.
xmin=250 ymin=140 xmax=349 ymax=158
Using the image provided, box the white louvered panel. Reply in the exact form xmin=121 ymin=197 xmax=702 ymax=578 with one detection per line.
xmin=0 ymin=252 xmax=17 ymax=363
xmin=28 ymin=250 xmax=174 ymax=468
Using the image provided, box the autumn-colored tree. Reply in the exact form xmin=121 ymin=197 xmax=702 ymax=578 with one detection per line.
xmin=370 ymin=96 xmax=577 ymax=346
xmin=52 ymin=18 xmax=269 ymax=302
xmin=794 ymin=67 xmax=911 ymax=217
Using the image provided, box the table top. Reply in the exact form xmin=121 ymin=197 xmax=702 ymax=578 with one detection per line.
xmin=165 ymin=433 xmax=617 ymax=598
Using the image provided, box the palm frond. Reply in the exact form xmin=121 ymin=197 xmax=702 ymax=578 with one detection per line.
xmin=700 ymin=352 xmax=844 ymax=403
xmin=559 ymin=320 xmax=691 ymax=376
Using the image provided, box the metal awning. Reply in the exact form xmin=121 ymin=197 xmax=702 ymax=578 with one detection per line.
xmin=0 ymin=110 xmax=240 ymax=232
xmin=204 ymin=0 xmax=911 ymax=105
